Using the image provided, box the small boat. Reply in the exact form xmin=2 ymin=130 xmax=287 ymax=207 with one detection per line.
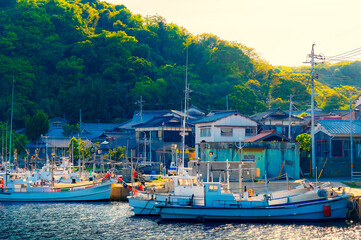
xmin=156 ymin=181 xmax=350 ymax=221
xmin=0 ymin=173 xmax=116 ymax=202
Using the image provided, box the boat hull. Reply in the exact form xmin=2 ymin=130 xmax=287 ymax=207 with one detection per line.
xmin=158 ymin=195 xmax=350 ymax=221
xmin=129 ymin=194 xmax=204 ymax=215
xmin=128 ymin=197 xmax=160 ymax=215
xmin=0 ymin=180 xmax=115 ymax=202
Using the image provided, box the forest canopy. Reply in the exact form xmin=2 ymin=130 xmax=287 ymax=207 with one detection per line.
xmin=0 ymin=0 xmax=360 ymax=129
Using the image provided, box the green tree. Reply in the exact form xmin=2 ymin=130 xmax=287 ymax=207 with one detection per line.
xmin=105 ymin=146 xmax=125 ymax=162
xmin=25 ymin=110 xmax=49 ymax=142
xmin=228 ymin=85 xmax=267 ymax=115
xmin=67 ymin=137 xmax=90 ymax=161
xmin=62 ymin=123 xmax=80 ymax=137
xmin=322 ymin=92 xmax=348 ymax=113
xmin=296 ymin=133 xmax=311 ymax=152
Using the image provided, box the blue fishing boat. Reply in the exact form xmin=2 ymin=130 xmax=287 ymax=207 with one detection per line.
xmin=157 ymin=182 xmax=351 ymax=221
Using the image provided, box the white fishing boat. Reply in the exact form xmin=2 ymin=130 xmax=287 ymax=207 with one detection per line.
xmin=128 ymin=171 xmax=204 ymax=215
xmin=26 ymin=157 xmax=81 ymax=184
xmin=0 ymin=173 xmax=116 ymax=202
xmin=156 ymin=181 xmax=350 ymax=221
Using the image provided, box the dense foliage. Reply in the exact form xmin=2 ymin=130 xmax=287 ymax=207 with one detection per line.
xmin=25 ymin=110 xmax=49 ymax=141
xmin=0 ymin=0 xmax=360 ymax=130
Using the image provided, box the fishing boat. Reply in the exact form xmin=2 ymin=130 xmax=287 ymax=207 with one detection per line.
xmin=127 ymin=171 xmax=204 ymax=215
xmin=156 ymin=181 xmax=350 ymax=221
xmin=0 ymin=173 xmax=116 ymax=202
xmin=26 ymin=157 xmax=81 ymax=184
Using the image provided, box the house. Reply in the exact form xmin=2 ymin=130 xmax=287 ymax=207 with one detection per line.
xmin=312 ymin=119 xmax=361 ymax=177
xmin=116 ymin=110 xmax=172 ymax=135
xmin=193 ymin=111 xmax=258 ymax=161
xmin=26 ymin=119 xmax=121 ymax=166
xmin=132 ymin=115 xmax=195 ymax=167
xmin=251 ymin=108 xmax=307 ymax=139
xmin=194 ymin=111 xmax=257 ymax=144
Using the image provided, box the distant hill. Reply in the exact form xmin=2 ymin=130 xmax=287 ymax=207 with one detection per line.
xmin=0 ymin=0 xmax=359 ymax=128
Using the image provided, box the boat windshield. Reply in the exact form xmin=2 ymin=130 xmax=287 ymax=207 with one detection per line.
xmin=209 ymin=185 xmax=219 ymax=191
xmin=192 ymin=179 xmax=199 ymax=186
xmin=178 ymin=179 xmax=192 ymax=186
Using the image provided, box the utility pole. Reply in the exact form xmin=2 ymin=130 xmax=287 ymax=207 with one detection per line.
xmin=136 ymin=96 xmax=145 ymax=124
xmin=135 ymin=96 xmax=146 ymax=162
xmin=288 ymin=94 xmax=293 ymax=139
xmin=350 ymin=96 xmax=354 ymax=181
xmin=181 ymin=46 xmax=191 ymax=169
xmin=266 ymin=96 xmax=274 ymax=110
xmin=305 ymin=44 xmax=324 ymax=176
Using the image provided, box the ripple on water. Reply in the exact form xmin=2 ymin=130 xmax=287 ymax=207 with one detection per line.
xmin=0 ymin=202 xmax=360 ymax=240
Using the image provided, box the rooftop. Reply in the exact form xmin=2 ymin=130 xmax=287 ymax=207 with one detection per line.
xmin=193 ymin=111 xmax=238 ymax=124
xmin=317 ymin=119 xmax=361 ymax=135
xmin=245 ymin=130 xmax=291 ymax=142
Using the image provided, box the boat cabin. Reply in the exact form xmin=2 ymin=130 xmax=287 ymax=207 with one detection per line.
xmin=172 ymin=175 xmax=204 ymax=198
xmin=203 ymin=182 xmax=235 ymax=207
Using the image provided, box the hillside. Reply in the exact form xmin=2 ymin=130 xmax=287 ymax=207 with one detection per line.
xmin=0 ymin=0 xmax=359 ymax=128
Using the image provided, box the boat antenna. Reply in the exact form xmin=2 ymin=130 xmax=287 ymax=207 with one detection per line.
xmin=8 ymin=76 xmax=15 ymax=173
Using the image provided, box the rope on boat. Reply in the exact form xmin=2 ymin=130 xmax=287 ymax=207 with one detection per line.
xmin=138 ymin=198 xmax=153 ymax=215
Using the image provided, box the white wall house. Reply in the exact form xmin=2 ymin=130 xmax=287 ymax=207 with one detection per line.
xmin=194 ymin=111 xmax=258 ymax=159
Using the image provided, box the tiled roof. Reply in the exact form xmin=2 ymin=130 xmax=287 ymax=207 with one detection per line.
xmin=133 ymin=116 xmax=193 ymax=129
xmin=46 ymin=127 xmax=66 ymax=138
xmin=99 ymin=134 xmax=139 ymax=150
xmin=318 ymin=119 xmax=361 ymax=135
xmin=117 ymin=110 xmax=171 ymax=130
xmin=193 ymin=111 xmax=237 ymax=124
xmin=245 ymin=130 xmax=291 ymax=142
xmin=251 ymin=109 xmax=305 ymax=122
xmin=79 ymin=123 xmax=121 ymax=140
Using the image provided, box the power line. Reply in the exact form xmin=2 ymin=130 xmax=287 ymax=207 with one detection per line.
xmin=326 ymin=47 xmax=361 ymax=59
xmin=325 ymin=46 xmax=361 ymax=62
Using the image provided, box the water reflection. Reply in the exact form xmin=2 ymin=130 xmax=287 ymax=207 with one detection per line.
xmin=0 ymin=202 xmax=359 ymax=240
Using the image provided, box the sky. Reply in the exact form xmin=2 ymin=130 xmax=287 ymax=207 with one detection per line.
xmin=104 ymin=0 xmax=361 ymax=67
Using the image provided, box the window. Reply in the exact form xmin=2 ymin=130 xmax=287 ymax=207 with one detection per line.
xmin=331 ymin=140 xmax=343 ymax=157
xmin=343 ymin=140 xmax=350 ymax=157
xmin=209 ymin=185 xmax=219 ymax=191
xmin=200 ymin=128 xmax=211 ymax=137
xmin=276 ymin=126 xmax=282 ymax=134
xmin=178 ymin=179 xmax=191 ymax=186
xmin=221 ymin=127 xmax=233 ymax=136
xmin=245 ymin=128 xmax=255 ymax=137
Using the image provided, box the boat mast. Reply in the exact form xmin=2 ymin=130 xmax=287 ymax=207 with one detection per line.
xmin=8 ymin=76 xmax=15 ymax=172
xmin=78 ymin=109 xmax=82 ymax=177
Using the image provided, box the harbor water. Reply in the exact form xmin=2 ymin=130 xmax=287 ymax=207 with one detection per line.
xmin=0 ymin=202 xmax=360 ymax=239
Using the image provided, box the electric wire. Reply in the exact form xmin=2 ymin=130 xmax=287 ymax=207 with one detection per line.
xmin=325 ymin=46 xmax=361 ymax=62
